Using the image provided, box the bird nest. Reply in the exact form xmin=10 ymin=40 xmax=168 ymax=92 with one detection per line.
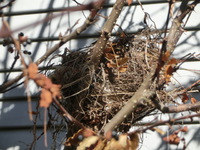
xmin=50 ymin=28 xmax=161 ymax=132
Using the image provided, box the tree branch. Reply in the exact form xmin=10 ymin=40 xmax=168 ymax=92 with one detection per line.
xmin=153 ymin=99 xmax=200 ymax=113
xmin=166 ymin=0 xmax=200 ymax=55
xmin=130 ymin=113 xmax=200 ymax=135
xmin=89 ymin=0 xmax=126 ymax=69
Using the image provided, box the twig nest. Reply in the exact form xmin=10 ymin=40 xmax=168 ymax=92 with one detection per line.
xmin=50 ymin=28 xmax=161 ymax=131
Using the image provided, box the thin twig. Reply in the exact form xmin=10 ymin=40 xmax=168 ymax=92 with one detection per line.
xmin=130 ymin=113 xmax=200 ymax=135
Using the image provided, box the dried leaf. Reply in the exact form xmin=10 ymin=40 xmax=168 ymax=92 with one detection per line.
xmin=118 ymin=134 xmax=128 ymax=149
xmin=40 ymin=89 xmax=52 ymax=108
xmin=182 ymin=93 xmax=189 ymax=103
xmin=129 ymin=133 xmax=139 ymax=150
xmin=77 ymin=136 xmax=99 ymax=150
xmin=104 ymin=138 xmax=123 ymax=150
xmin=174 ymin=126 xmax=188 ymax=135
xmin=120 ymin=32 xmax=126 ymax=38
xmin=65 ymin=128 xmax=95 ymax=146
xmin=34 ymin=74 xmax=46 ymax=87
xmin=28 ymin=63 xmax=38 ymax=79
xmin=190 ymin=97 xmax=200 ymax=112
xmin=104 ymin=47 xmax=112 ymax=53
xmin=119 ymin=66 xmax=128 ymax=72
xmin=43 ymin=77 xmax=53 ymax=90
xmin=127 ymin=0 xmax=133 ymax=6
xmin=179 ymin=126 xmax=188 ymax=133
xmin=93 ymin=139 xmax=105 ymax=150
xmin=105 ymin=53 xmax=116 ymax=60
xmin=50 ymin=84 xmax=61 ymax=99
xmin=162 ymin=51 xmax=170 ymax=62
xmin=168 ymin=58 xmax=178 ymax=65
xmin=191 ymin=97 xmax=197 ymax=104
xmin=165 ymin=65 xmax=174 ymax=83
xmin=117 ymin=57 xmax=129 ymax=66
xmin=107 ymin=62 xmax=117 ymax=68
xmin=163 ymin=134 xmax=180 ymax=145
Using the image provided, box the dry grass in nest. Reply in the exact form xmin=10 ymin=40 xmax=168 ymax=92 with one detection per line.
xmin=50 ymin=28 xmax=162 ymax=131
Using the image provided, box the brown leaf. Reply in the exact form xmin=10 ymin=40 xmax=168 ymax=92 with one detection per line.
xmin=105 ymin=53 xmax=116 ymax=60
xmin=117 ymin=57 xmax=129 ymax=66
xmin=182 ymin=93 xmax=189 ymax=103
xmin=191 ymin=97 xmax=197 ymax=104
xmin=168 ymin=58 xmax=178 ymax=65
xmin=28 ymin=63 xmax=38 ymax=79
xmin=50 ymin=84 xmax=61 ymax=99
xmin=179 ymin=126 xmax=188 ymax=133
xmin=165 ymin=65 xmax=174 ymax=83
xmin=191 ymin=97 xmax=199 ymax=112
xmin=43 ymin=77 xmax=53 ymax=90
xmin=40 ymin=89 xmax=52 ymax=108
xmin=93 ymin=139 xmax=105 ymax=150
xmin=120 ymin=32 xmax=126 ymax=38
xmin=162 ymin=51 xmax=170 ymax=62
xmin=127 ymin=0 xmax=133 ymax=6
xmin=104 ymin=47 xmax=113 ymax=53
xmin=34 ymin=74 xmax=46 ymax=87
xmin=65 ymin=128 xmax=95 ymax=146
xmin=107 ymin=62 xmax=117 ymax=68
xmin=118 ymin=134 xmax=128 ymax=149
xmin=174 ymin=126 xmax=188 ymax=135
xmin=77 ymin=136 xmax=99 ymax=150
xmin=104 ymin=138 xmax=123 ymax=150
xmin=129 ymin=133 xmax=139 ymax=150
xmin=163 ymin=134 xmax=180 ymax=145
xmin=82 ymin=128 xmax=96 ymax=137
xmin=119 ymin=66 xmax=128 ymax=72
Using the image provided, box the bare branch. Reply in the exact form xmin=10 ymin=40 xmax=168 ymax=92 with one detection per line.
xmin=89 ymin=0 xmax=126 ymax=69
xmin=153 ymin=99 xmax=200 ymax=113
xmin=166 ymin=0 xmax=200 ymax=55
xmin=130 ymin=113 xmax=200 ymax=134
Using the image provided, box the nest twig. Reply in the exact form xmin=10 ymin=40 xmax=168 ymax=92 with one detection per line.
xmin=50 ymin=27 xmax=169 ymax=132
